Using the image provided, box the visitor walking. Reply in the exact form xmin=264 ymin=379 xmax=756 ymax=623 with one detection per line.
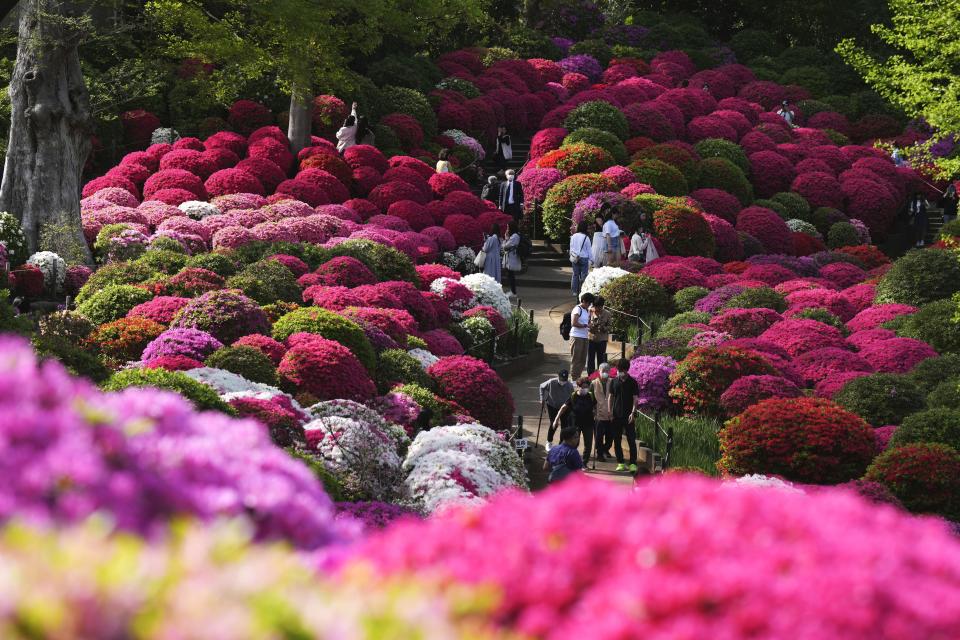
xmin=587 ymin=295 xmax=611 ymax=375
xmin=609 ymin=358 xmax=639 ymax=473
xmin=436 ymin=148 xmax=452 ymax=174
xmin=502 ymin=220 xmax=521 ymax=297
xmin=591 ymin=363 xmax=613 ymax=461
xmin=551 ymin=376 xmax=597 ymax=465
xmin=910 ymin=192 xmax=929 ymax=247
xmin=336 ymin=102 xmax=360 ymax=153
xmin=481 ymin=224 xmax=502 ymax=281
xmin=777 ymin=100 xmax=795 ymax=127
xmin=590 ymin=213 xmax=607 ymax=267
xmin=480 ymin=175 xmax=500 ymax=203
xmin=941 ymin=184 xmax=958 ymax=223
xmin=498 ymin=169 xmax=524 ymax=220
xmin=494 ymin=126 xmax=512 ymax=171
xmin=540 ymin=369 xmax=574 ymax=444
xmin=544 ymin=426 xmax=584 ymax=483
xmin=602 ymin=210 xmax=622 ymax=264
xmin=569 ymin=220 xmax=592 ymax=297
xmin=569 ymin=292 xmax=593 ymax=379
xmin=629 ymin=226 xmax=659 ymax=264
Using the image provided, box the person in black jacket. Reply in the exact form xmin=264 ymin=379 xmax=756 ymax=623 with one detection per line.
xmin=608 ymin=359 xmax=639 ymax=473
xmin=480 ymin=175 xmax=500 ymax=203
xmin=498 ymin=169 xmax=525 ymax=220
xmin=941 ymin=184 xmax=958 ymax=224
xmin=910 ymin=192 xmax=929 ymax=247
xmin=494 ymin=126 xmax=512 ymax=170
xmin=552 ymin=376 xmax=597 ymax=465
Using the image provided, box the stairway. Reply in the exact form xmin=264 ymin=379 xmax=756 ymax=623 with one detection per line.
xmin=521 ymin=240 xmax=573 ymax=290
xmin=474 ymin=137 xmax=531 ymax=193
xmin=926 ymin=206 xmax=945 ymax=245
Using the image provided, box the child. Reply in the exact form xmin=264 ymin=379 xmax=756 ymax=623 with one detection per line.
xmin=544 ymin=426 xmax=584 ymax=483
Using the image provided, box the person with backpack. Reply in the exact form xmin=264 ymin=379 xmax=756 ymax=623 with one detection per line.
xmin=539 ymin=369 xmax=574 ymax=445
xmin=543 ymin=426 xmax=584 ymax=483
xmin=569 ymin=292 xmax=593 ymax=379
xmin=552 ymin=376 xmax=597 ymax=465
xmin=501 ymin=220 xmax=521 ymax=297
xmin=480 ymin=175 xmax=500 ymax=203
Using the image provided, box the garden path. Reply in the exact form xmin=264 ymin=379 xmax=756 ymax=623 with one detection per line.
xmin=502 ymin=265 xmax=635 ymax=489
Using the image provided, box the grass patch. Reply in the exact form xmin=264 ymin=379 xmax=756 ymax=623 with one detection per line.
xmin=636 ymin=413 xmax=721 ymax=476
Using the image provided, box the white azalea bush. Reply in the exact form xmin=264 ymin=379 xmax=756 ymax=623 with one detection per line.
xmin=403 ymin=423 xmax=527 ymax=514
xmin=26 ymin=251 xmax=66 ymax=293
xmin=459 ymin=273 xmax=512 ymax=318
xmin=178 ymin=200 xmax=221 ymax=220
xmin=581 ymin=266 xmax=629 ymax=296
xmin=408 ymin=348 xmax=439 ymax=370
xmin=441 ymin=246 xmax=476 ymax=274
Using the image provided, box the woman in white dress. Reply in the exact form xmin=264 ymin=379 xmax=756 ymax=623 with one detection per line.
xmin=590 ymin=213 xmax=606 ymax=268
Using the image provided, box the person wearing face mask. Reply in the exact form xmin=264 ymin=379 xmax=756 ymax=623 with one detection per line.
xmin=608 ymin=358 xmax=639 ymax=473
xmin=552 ymin=376 xmax=597 ymax=465
xmin=540 ymin=369 xmax=574 ymax=446
xmin=590 ymin=362 xmax=613 ymax=461
xmin=498 ymin=169 xmax=524 ymax=221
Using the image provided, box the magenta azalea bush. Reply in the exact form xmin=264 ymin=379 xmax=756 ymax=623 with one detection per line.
xmin=628 ymin=355 xmax=677 ymax=410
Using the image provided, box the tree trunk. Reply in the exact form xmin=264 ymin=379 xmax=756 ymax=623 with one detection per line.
xmin=287 ymin=90 xmax=312 ymax=155
xmin=0 ymin=0 xmax=93 ymax=264
xmin=523 ymin=0 xmax=540 ymax=27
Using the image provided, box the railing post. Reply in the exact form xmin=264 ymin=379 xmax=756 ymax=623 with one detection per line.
xmin=516 ymin=414 xmax=524 ymax=458
xmin=513 ymin=308 xmax=521 ymax=357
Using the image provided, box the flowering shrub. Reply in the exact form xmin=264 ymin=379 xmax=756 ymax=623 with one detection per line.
xmin=142 ymin=327 xmax=223 ymax=362
xmin=628 ymin=356 xmax=677 ymax=410
xmin=542 ymin=173 xmax=617 ymax=240
xmin=459 ymin=273 xmax=512 ymax=319
xmin=709 ymin=307 xmax=782 ymax=338
xmin=428 ymin=355 xmax=513 ymax=429
xmin=759 ymin=319 xmax=848 ymax=357
xmin=599 ymin=274 xmax=673 ymax=338
xmin=642 ymin=261 xmax=707 ymax=293
xmin=793 ymin=347 xmax=874 ymax=386
xmin=875 ymin=249 xmax=960 ymax=306
xmin=170 ymin=290 xmax=269 ymax=344
xmin=652 ymin=204 xmax=715 ymax=257
xmin=846 ymin=304 xmax=917 ymax=332
xmin=858 ymin=337 xmax=938 ymax=374
xmin=719 ymin=397 xmax=876 ymax=484
xmin=537 ymin=142 xmax=615 ymax=175
xmin=719 ymin=374 xmax=802 ymax=417
xmin=87 ymin=317 xmax=165 ymax=365
xmin=279 ymin=334 xmax=376 ymax=402
xmin=628 ymin=158 xmax=688 ymax=196
xmin=669 ymin=346 xmax=777 ymax=416
xmin=736 ymin=206 xmax=793 ymax=254
xmin=865 ymin=443 xmax=960 ymax=519
xmin=126 ymin=295 xmax=190 ymax=325
xmin=272 ymin=307 xmax=375 ymax=372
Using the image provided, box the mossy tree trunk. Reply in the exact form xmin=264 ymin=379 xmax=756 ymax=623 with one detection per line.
xmin=287 ymin=88 xmax=312 ymax=155
xmin=0 ymin=0 xmax=93 ymax=264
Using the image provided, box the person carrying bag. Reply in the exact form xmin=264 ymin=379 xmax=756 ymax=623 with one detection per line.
xmin=569 ymin=220 xmax=592 ymax=297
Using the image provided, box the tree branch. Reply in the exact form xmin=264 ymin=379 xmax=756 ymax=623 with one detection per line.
xmin=0 ymin=0 xmax=18 ymax=24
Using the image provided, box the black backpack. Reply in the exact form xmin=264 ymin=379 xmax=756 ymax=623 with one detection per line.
xmin=559 ymin=311 xmax=571 ymax=341
xmin=517 ymin=234 xmax=532 ymax=260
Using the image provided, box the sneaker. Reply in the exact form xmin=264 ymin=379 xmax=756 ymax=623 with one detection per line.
xmin=629 ymin=463 xmax=638 ymax=473
xmin=545 ymin=442 xmax=552 ymax=452
xmin=595 ymin=451 xmax=607 ymax=462
xmin=615 ymin=463 xmax=627 ymax=472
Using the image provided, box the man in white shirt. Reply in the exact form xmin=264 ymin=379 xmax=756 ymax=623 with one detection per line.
xmin=498 ymin=169 xmax=525 ymax=221
xmin=601 ymin=211 xmax=621 ymax=263
xmin=569 ymin=292 xmax=593 ymax=379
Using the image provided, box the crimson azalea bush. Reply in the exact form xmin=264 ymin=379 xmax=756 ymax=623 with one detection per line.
xmin=719 ymin=374 xmax=802 ymax=417
xmin=428 ymin=355 xmax=514 ymax=429
xmin=735 ymin=206 xmax=792 ymax=254
xmin=669 ymin=346 xmax=778 ymax=416
xmin=858 ymin=337 xmax=938 ymax=374
xmin=759 ymin=318 xmax=848 ymax=357
xmin=279 ymin=333 xmax=376 ymax=402
xmin=170 ymin=290 xmax=270 ymax=345
xmin=719 ymin=397 xmax=876 ymax=484
xmin=708 ymin=307 xmax=782 ymax=338
xmin=865 ymin=443 xmax=960 ymax=519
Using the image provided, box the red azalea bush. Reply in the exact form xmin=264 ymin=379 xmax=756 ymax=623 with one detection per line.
xmin=274 ymin=179 xmax=328 ymax=207
xmin=846 ymin=304 xmax=917 ymax=332
xmin=836 ymin=244 xmax=889 ymax=270
xmin=343 ymin=306 xmax=418 ymax=344
xmin=818 ymin=262 xmax=867 ymax=289
xmin=279 ymin=333 xmax=375 ymax=402
xmin=443 ymin=214 xmax=483 ymax=250
xmin=709 ymin=307 xmax=782 ymax=338
xmin=227 ymin=99 xmax=273 ymax=135
xmin=793 ymin=347 xmax=875 ymax=386
xmin=87 ymin=316 xmax=166 ymax=364
xmin=120 ymin=109 xmax=161 ymax=147
xmin=847 ymin=328 xmax=896 ymax=351
xmin=126 ymin=296 xmax=191 ymax=325
xmin=791 ymin=172 xmax=843 ymax=209
xmin=641 ymin=261 xmax=707 ymax=292
xmin=530 ymin=127 xmax=569 ymax=159
xmin=428 ymin=172 xmax=471 ymax=199
xmin=858 ymin=338 xmax=938 ymax=374
xmin=233 ymin=334 xmax=287 ymax=366
xmin=428 ymin=355 xmax=514 ymax=429
xmin=267 ymin=254 xmax=309 ymax=278
xmin=297 ymin=169 xmax=350 ymax=204
xmin=668 ymin=346 xmax=777 ymax=416
xmin=312 ymin=256 xmax=378 ymax=288
xmin=784 ymin=289 xmax=855 ymax=322
xmin=204 ymin=168 xmax=264 ymax=197
xmin=143 ymin=170 xmax=206 ymax=201
xmin=759 ymin=318 xmax=849 ymax=357
xmin=171 ymin=290 xmax=270 ymax=345
xmin=537 ymin=143 xmax=614 ymax=175
xmin=690 ymin=188 xmax=742 ymax=223
xmin=740 ymin=264 xmax=797 ymax=286
xmin=381 ymin=113 xmax=425 ymax=150
xmin=749 ymin=151 xmax=796 ymax=198
xmin=719 ymin=374 xmax=802 ymax=417
xmin=651 ymin=205 xmax=715 ymax=257
xmin=703 ymin=214 xmax=743 ymax=262
xmin=142 ymin=354 xmax=203 ymax=371
xmin=736 ymin=206 xmax=793 ymax=254
xmin=235 ymin=157 xmax=286 ymax=193
xmin=463 ymin=305 xmax=508 ymax=336
xmin=841 ymin=178 xmax=898 ymax=238
xmin=814 ymin=370 xmax=873 ymax=399
xmin=719 ymin=397 xmax=876 ymax=483
xmin=420 ymin=328 xmax=464 ymax=356
xmin=865 ymin=442 xmax=960 ymax=518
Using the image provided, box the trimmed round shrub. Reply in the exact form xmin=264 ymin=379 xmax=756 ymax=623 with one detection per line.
xmin=428 ymin=355 xmax=514 ymax=429
xmin=827 ymin=222 xmax=859 ymax=249
xmin=893 ymin=299 xmax=960 ymax=354
xmin=76 ymin=285 xmax=153 ymax=326
xmin=87 ymin=317 xmax=165 ymax=365
xmin=891 ymin=408 xmax=960 ymax=452
xmin=542 ymin=174 xmax=617 ymax=240
xmin=170 ymin=290 xmax=270 ymax=345
xmin=749 ymin=151 xmax=795 ymax=198
xmin=628 ymin=159 xmax=689 ymax=196
xmin=563 ymin=101 xmax=629 ymax=140
xmin=537 ymin=142 xmax=615 ymax=175
xmin=674 ymin=286 xmax=709 ymax=312
xmin=865 ymin=443 xmax=960 ymax=518
xmin=793 ymin=347 xmax=874 ymax=386
xmin=652 ymin=205 xmax=715 ymax=257
xmin=279 ymin=334 xmax=375 ymax=402
xmin=272 ymin=307 xmax=375 ymax=372
xmin=911 ymin=354 xmax=960 ymax=393
xmin=598 ymin=274 xmax=673 ymax=339
xmin=859 ymin=337 xmax=938 ymax=374
xmin=875 ymin=249 xmax=960 ymax=306
xmin=790 ymin=172 xmax=843 ymax=210
xmin=695 ymin=158 xmax=753 ymax=205
xmin=759 ymin=318 xmax=847 ymax=356
xmin=563 ymin=127 xmax=629 ymax=163
xmin=375 ymin=348 xmax=434 ymax=393
xmin=669 ymin=346 xmax=778 ymax=416
xmin=926 ymin=379 xmax=960 ymax=409
xmin=709 ymin=307 xmax=782 ymax=338
xmin=736 ymin=206 xmax=792 ymax=254
xmin=834 ymin=373 xmax=926 ymax=426
xmin=205 ymin=345 xmax=279 ymax=386
xmin=719 ymin=374 xmax=802 ymax=417
xmin=722 ymin=287 xmax=787 ymax=313
xmin=694 ymin=138 xmax=749 ymax=174
xmin=719 ymin=397 xmax=876 ymax=484
xmin=102 ymin=368 xmax=234 ymax=414
xmin=225 ymin=259 xmax=301 ymax=305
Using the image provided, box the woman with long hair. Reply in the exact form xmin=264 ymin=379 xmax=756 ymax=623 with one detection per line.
xmin=502 ymin=219 xmax=521 ymax=296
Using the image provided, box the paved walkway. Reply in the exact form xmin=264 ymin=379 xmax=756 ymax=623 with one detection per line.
xmin=503 ymin=277 xmax=636 ymax=489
